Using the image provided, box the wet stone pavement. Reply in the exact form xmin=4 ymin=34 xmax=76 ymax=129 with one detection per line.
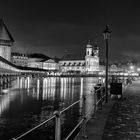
xmin=102 ymin=80 xmax=140 ymax=140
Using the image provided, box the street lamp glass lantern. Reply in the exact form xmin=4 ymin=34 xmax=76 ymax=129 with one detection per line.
xmin=103 ymin=32 xmax=110 ymax=40
xmin=103 ymin=25 xmax=111 ymax=39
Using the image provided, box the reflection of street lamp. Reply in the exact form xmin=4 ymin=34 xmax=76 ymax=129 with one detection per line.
xmin=103 ymin=25 xmax=111 ymax=103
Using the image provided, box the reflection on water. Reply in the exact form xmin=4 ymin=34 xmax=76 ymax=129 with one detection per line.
xmin=0 ymin=76 xmax=98 ymax=140
xmin=84 ymin=78 xmax=98 ymax=119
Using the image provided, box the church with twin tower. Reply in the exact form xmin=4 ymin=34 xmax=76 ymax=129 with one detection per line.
xmin=59 ymin=40 xmax=99 ymax=73
xmin=85 ymin=40 xmax=99 ymax=72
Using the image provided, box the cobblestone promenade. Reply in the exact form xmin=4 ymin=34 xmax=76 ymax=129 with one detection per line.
xmin=102 ymin=80 xmax=140 ymax=140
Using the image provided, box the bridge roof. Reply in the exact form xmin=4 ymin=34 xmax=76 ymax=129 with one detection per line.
xmin=0 ymin=19 xmax=14 ymax=42
xmin=0 ymin=55 xmax=50 ymax=72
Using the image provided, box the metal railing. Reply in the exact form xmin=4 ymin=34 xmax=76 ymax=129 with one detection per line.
xmin=65 ymin=85 xmax=106 ymax=140
xmin=11 ymin=84 xmax=105 ymax=140
xmin=11 ymin=115 xmax=56 ymax=140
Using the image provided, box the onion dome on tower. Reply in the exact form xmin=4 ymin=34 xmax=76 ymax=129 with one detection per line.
xmin=86 ymin=40 xmax=92 ymax=48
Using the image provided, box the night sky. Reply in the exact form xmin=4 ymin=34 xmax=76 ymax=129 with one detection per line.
xmin=0 ymin=0 xmax=140 ymax=61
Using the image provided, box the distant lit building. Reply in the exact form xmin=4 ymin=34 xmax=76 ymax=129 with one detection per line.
xmin=59 ymin=41 xmax=99 ymax=73
xmin=42 ymin=59 xmax=59 ymax=70
xmin=28 ymin=57 xmax=42 ymax=68
xmin=0 ymin=19 xmax=14 ymax=61
xmin=27 ymin=54 xmax=59 ymax=71
xmin=59 ymin=59 xmax=85 ymax=73
xmin=109 ymin=64 xmax=118 ymax=72
xmin=11 ymin=52 xmax=28 ymax=66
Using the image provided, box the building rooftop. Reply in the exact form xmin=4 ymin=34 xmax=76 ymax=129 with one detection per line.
xmin=28 ymin=53 xmax=56 ymax=62
xmin=28 ymin=53 xmax=51 ymax=59
xmin=0 ymin=19 xmax=14 ymax=42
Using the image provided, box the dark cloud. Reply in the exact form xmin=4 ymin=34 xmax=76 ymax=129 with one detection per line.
xmin=108 ymin=35 xmax=140 ymax=60
xmin=1 ymin=1 xmax=140 ymax=60
xmin=13 ymin=22 xmax=101 ymax=57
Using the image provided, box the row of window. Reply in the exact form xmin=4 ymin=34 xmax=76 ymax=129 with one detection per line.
xmin=62 ymin=67 xmax=85 ymax=70
xmin=61 ymin=62 xmax=85 ymax=66
xmin=12 ymin=56 xmax=28 ymax=60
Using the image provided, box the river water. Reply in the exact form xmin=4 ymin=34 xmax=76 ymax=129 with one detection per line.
xmin=0 ymin=76 xmax=99 ymax=140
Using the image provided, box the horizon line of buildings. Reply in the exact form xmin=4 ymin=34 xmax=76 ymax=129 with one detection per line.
xmin=0 ymin=18 xmax=139 ymax=75
xmin=11 ymin=40 xmax=100 ymax=73
xmin=11 ymin=49 xmax=138 ymax=74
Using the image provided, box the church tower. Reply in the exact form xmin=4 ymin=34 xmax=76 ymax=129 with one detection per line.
xmin=93 ymin=42 xmax=99 ymax=71
xmin=0 ymin=19 xmax=14 ymax=61
xmin=85 ymin=41 xmax=99 ymax=73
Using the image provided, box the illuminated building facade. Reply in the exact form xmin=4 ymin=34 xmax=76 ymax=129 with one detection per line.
xmin=11 ymin=52 xmax=28 ymax=66
xmin=42 ymin=59 xmax=59 ymax=70
xmin=28 ymin=56 xmax=59 ymax=71
xmin=85 ymin=41 xmax=99 ymax=73
xmin=59 ymin=60 xmax=85 ymax=73
xmin=27 ymin=57 xmax=43 ymax=68
xmin=0 ymin=19 xmax=14 ymax=61
xmin=59 ymin=41 xmax=99 ymax=73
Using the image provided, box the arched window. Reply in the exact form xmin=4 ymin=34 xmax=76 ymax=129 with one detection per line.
xmin=87 ymin=50 xmax=89 ymax=55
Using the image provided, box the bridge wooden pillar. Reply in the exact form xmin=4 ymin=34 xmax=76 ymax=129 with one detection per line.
xmin=0 ymin=75 xmax=2 ymax=86
xmin=2 ymin=75 xmax=5 ymax=89
xmin=0 ymin=75 xmax=2 ymax=92
xmin=7 ymin=74 xmax=10 ymax=83
xmin=9 ymin=74 xmax=12 ymax=83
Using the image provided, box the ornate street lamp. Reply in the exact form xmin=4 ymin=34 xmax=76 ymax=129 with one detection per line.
xmin=103 ymin=25 xmax=111 ymax=103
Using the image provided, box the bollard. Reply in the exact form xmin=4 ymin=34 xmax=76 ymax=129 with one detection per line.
xmin=54 ymin=111 xmax=61 ymax=140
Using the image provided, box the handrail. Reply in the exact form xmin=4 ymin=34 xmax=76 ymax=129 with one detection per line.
xmin=11 ymin=99 xmax=82 ymax=140
xmin=12 ymin=115 xmax=55 ymax=140
xmin=64 ymin=85 xmax=106 ymax=139
xmin=96 ymin=86 xmax=102 ymax=92
xmin=65 ymin=118 xmax=84 ymax=140
xmin=60 ymin=100 xmax=81 ymax=114
xmin=12 ymin=84 xmax=105 ymax=140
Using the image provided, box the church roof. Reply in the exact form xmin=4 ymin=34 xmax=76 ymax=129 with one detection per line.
xmin=28 ymin=53 xmax=51 ymax=59
xmin=0 ymin=19 xmax=14 ymax=42
xmin=28 ymin=53 xmax=52 ymax=62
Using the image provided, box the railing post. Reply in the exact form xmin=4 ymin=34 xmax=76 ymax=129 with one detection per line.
xmin=54 ymin=111 xmax=61 ymax=140
xmin=100 ymin=87 xmax=103 ymax=110
xmin=94 ymin=90 xmax=97 ymax=115
xmin=81 ymin=95 xmax=88 ymax=138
